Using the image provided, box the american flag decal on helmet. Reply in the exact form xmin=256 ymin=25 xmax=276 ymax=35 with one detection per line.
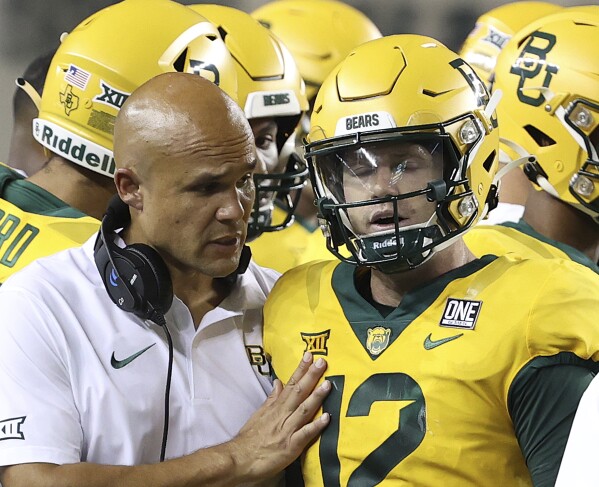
xmin=65 ymin=64 xmax=91 ymax=91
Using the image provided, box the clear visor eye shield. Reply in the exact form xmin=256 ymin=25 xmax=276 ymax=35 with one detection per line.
xmin=305 ymin=118 xmax=485 ymax=272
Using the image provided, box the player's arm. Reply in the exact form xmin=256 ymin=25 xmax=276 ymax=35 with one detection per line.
xmin=509 ymin=261 xmax=599 ymax=487
xmin=0 ymin=352 xmax=331 ymax=487
xmin=509 ymin=361 xmax=596 ymax=487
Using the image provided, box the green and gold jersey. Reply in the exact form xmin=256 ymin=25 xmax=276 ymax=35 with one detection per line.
xmin=0 ymin=163 xmax=100 ymax=284
xmin=264 ymin=256 xmax=599 ymax=486
xmin=465 ymin=219 xmax=599 ymax=273
xmin=250 ymin=205 xmax=332 ymax=273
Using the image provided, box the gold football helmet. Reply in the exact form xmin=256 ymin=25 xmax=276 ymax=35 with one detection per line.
xmin=305 ymin=35 xmax=500 ymax=272
xmin=251 ymin=0 xmax=382 ymax=102
xmin=493 ymin=9 xmax=599 ymax=222
xmin=189 ymin=4 xmax=309 ymax=239
xmin=34 ymin=0 xmax=237 ymax=178
xmin=459 ymin=2 xmax=562 ymax=88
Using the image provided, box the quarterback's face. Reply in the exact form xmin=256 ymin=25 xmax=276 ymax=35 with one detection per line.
xmin=340 ymin=140 xmax=443 ymax=236
xmin=139 ymin=133 xmax=256 ymax=278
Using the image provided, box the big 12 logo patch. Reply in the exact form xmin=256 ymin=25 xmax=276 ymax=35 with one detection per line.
xmin=509 ymin=30 xmax=559 ymax=107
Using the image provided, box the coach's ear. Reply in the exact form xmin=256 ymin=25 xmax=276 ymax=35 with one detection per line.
xmin=114 ymin=167 xmax=143 ymax=211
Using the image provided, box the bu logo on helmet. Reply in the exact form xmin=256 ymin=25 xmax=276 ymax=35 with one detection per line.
xmin=509 ymin=30 xmax=559 ymax=107
xmin=60 ymin=85 xmax=80 ymax=116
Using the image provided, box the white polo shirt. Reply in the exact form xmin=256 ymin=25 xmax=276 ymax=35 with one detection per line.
xmin=0 ymin=234 xmax=279 ymax=467
xmin=555 ymin=375 xmax=599 ymax=486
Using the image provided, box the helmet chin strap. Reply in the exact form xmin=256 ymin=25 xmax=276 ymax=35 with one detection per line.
xmin=15 ymin=78 xmax=41 ymax=111
xmin=497 ymin=137 xmax=559 ymax=198
xmin=484 ymin=88 xmax=502 ymax=120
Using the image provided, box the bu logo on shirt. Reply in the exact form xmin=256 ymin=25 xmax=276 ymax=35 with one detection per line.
xmin=246 ymin=345 xmax=271 ymax=376
xmin=0 ymin=416 xmax=26 ymax=441
xmin=440 ymin=298 xmax=482 ymax=330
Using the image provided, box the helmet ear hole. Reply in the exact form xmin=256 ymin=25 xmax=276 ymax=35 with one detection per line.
xmin=524 ymin=125 xmax=556 ymax=147
xmin=173 ymin=48 xmax=187 ymax=72
xmin=483 ymin=150 xmax=496 ymax=173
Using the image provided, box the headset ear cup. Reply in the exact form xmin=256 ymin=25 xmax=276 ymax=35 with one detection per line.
xmin=126 ymin=244 xmax=174 ymax=317
xmin=95 ymin=244 xmax=141 ymax=313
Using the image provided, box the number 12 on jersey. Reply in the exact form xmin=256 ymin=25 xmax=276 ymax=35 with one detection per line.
xmin=319 ymin=373 xmax=426 ymax=486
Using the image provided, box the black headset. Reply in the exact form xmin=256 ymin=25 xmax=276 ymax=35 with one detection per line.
xmin=94 ymin=194 xmax=173 ymax=325
xmin=94 ymin=195 xmax=252 ymax=322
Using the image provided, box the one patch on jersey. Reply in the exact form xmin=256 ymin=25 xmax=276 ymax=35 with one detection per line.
xmin=301 ymin=330 xmax=330 ymax=356
xmin=366 ymin=326 xmax=391 ymax=355
xmin=439 ymin=298 xmax=482 ymax=330
xmin=93 ymin=81 xmax=130 ymax=110
xmin=0 ymin=416 xmax=26 ymax=441
xmin=334 ymin=111 xmax=396 ymax=136
xmin=64 ymin=64 xmax=91 ymax=90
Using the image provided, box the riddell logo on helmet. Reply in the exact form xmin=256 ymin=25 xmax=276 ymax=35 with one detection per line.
xmin=33 ymin=119 xmax=116 ymax=177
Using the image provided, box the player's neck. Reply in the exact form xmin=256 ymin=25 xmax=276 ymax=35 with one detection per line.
xmin=369 ymin=239 xmax=476 ymax=308
xmin=27 ymin=155 xmax=115 ymax=220
xmin=497 ymin=165 xmax=531 ymax=206
xmin=523 ymin=188 xmax=599 ymax=262
xmin=170 ymin=271 xmax=230 ymax=328
xmin=7 ymin=129 xmax=47 ymax=177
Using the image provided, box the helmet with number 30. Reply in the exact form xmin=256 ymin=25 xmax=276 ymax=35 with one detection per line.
xmin=305 ymin=35 xmax=500 ymax=272
xmin=493 ymin=8 xmax=599 ymax=222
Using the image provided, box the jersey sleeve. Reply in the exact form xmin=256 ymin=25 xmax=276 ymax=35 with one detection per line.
xmin=526 ymin=259 xmax=599 ymax=363
xmin=508 ymin=259 xmax=599 ymax=485
xmin=509 ymin=363 xmax=595 ymax=487
xmin=0 ymin=285 xmax=83 ymax=466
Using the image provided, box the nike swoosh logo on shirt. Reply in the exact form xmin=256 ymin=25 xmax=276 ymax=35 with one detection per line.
xmin=110 ymin=343 xmax=156 ymax=369
xmin=423 ymin=333 xmax=463 ymax=350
